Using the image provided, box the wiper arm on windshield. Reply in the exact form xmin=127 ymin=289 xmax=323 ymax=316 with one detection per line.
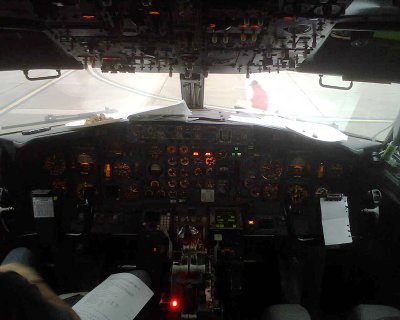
xmin=1 ymin=108 xmax=117 ymax=132
xmin=44 ymin=108 xmax=117 ymax=122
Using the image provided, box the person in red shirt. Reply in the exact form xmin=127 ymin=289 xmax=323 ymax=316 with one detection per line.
xmin=250 ymin=80 xmax=268 ymax=111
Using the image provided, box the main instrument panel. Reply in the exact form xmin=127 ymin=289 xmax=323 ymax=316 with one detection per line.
xmin=18 ymin=121 xmax=354 ymax=239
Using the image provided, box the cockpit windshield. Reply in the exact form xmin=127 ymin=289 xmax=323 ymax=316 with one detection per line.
xmin=0 ymin=68 xmax=399 ymax=141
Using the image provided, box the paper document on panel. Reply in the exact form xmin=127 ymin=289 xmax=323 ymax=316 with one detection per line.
xmin=73 ymin=273 xmax=153 ymax=320
xmin=320 ymin=196 xmax=352 ymax=246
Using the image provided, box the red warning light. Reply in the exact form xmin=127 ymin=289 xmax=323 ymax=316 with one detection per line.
xmin=82 ymin=15 xmax=96 ymax=19
xmin=209 ymin=23 xmax=216 ymax=28
xmin=170 ymin=298 xmax=180 ymax=310
xmin=193 ymin=152 xmax=200 ymax=156
xmin=149 ymin=11 xmax=161 ymax=15
xmin=205 ymin=152 xmax=212 ymax=156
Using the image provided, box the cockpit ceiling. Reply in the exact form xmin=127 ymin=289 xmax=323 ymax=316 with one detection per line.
xmin=0 ymin=0 xmax=400 ymax=83
xmin=0 ymin=0 xmax=352 ymax=74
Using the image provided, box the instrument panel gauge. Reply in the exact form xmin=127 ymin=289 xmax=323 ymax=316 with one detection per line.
xmin=157 ymin=190 xmax=166 ymax=198
xmin=205 ymin=155 xmax=216 ymax=166
xmin=179 ymin=191 xmax=188 ymax=199
xmin=244 ymin=173 xmax=257 ymax=189
xmin=77 ymin=153 xmax=95 ymax=174
xmin=194 ymin=167 xmax=203 ymax=176
xmin=52 ymin=180 xmax=68 ymax=193
xmin=168 ymin=190 xmax=177 ymax=199
xmin=263 ymin=184 xmax=279 ymax=200
xmin=180 ymin=179 xmax=189 ymax=189
xmin=45 ymin=154 xmax=66 ymax=176
xmin=146 ymin=126 xmax=166 ymax=139
xmin=180 ymin=157 xmax=189 ymax=166
xmin=150 ymin=180 xmax=160 ymax=188
xmin=217 ymin=150 xmax=227 ymax=159
xmin=261 ymin=161 xmax=283 ymax=180
xmin=167 ymin=168 xmax=177 ymax=177
xmin=206 ymin=180 xmax=215 ymax=188
xmin=149 ymin=163 xmax=162 ymax=177
xmin=250 ymin=188 xmax=260 ymax=198
xmin=288 ymin=157 xmax=307 ymax=177
xmin=287 ymin=185 xmax=308 ymax=205
xmin=113 ymin=162 xmax=131 ymax=178
xmin=168 ymin=179 xmax=177 ymax=188
xmin=76 ymin=182 xmax=95 ymax=200
xmin=327 ymin=163 xmax=344 ymax=178
xmin=167 ymin=145 xmax=177 ymax=154
xmin=148 ymin=146 xmax=163 ymax=159
xmin=180 ymin=167 xmax=189 ymax=177
xmin=168 ymin=157 xmax=178 ymax=166
xmin=179 ymin=145 xmax=189 ymax=155
xmin=124 ymin=183 xmax=140 ymax=200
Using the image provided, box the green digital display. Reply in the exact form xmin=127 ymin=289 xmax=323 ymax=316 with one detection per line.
xmin=215 ymin=211 xmax=238 ymax=229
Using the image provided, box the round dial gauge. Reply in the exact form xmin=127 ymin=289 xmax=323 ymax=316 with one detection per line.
xmin=261 ymin=161 xmax=283 ymax=180
xmin=168 ymin=168 xmax=177 ymax=177
xmin=124 ymin=183 xmax=140 ymax=200
xmin=45 ymin=154 xmax=66 ymax=176
xmin=168 ymin=179 xmax=177 ymax=188
xmin=167 ymin=146 xmax=177 ymax=154
xmin=179 ymin=145 xmax=189 ymax=155
xmin=263 ymin=184 xmax=279 ymax=200
xmin=113 ymin=162 xmax=131 ymax=177
xmin=168 ymin=157 xmax=178 ymax=166
xmin=180 ymin=179 xmax=189 ymax=189
xmin=287 ymin=185 xmax=308 ymax=205
xmin=180 ymin=157 xmax=189 ymax=166
xmin=205 ymin=156 xmax=216 ymax=166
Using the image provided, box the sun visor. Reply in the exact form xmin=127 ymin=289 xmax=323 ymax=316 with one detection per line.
xmin=0 ymin=29 xmax=83 ymax=71
xmin=298 ymin=22 xmax=400 ymax=84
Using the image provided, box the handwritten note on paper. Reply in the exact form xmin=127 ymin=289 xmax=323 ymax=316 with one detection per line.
xmin=73 ymin=273 xmax=153 ymax=320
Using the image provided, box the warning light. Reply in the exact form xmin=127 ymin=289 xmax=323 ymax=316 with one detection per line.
xmin=104 ymin=163 xmax=111 ymax=178
xmin=248 ymin=220 xmax=255 ymax=225
xmin=317 ymin=162 xmax=325 ymax=178
xmin=149 ymin=11 xmax=161 ymax=15
xmin=209 ymin=23 xmax=216 ymax=28
xmin=193 ymin=152 xmax=200 ymax=156
xmin=170 ymin=298 xmax=180 ymax=310
xmin=205 ymin=152 xmax=212 ymax=156
xmin=82 ymin=15 xmax=96 ymax=19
